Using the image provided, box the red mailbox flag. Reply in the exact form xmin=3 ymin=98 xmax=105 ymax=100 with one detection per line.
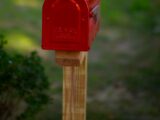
xmin=42 ymin=0 xmax=100 ymax=51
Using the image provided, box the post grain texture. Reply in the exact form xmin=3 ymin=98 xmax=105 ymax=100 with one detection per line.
xmin=55 ymin=51 xmax=87 ymax=120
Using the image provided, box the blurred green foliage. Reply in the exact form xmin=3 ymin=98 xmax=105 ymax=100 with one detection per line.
xmin=87 ymin=0 xmax=160 ymax=119
xmin=0 ymin=34 xmax=50 ymax=120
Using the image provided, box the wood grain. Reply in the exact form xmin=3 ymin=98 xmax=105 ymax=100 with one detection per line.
xmin=55 ymin=51 xmax=86 ymax=66
xmin=62 ymin=53 xmax=87 ymax=120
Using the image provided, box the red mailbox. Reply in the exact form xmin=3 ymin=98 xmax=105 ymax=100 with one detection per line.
xmin=42 ymin=0 xmax=100 ymax=51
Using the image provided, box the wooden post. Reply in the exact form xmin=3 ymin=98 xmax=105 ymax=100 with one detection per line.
xmin=55 ymin=51 xmax=87 ymax=120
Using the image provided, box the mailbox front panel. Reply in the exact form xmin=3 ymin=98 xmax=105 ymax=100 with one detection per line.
xmin=42 ymin=0 xmax=100 ymax=51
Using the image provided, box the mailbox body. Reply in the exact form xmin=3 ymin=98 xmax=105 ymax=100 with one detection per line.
xmin=42 ymin=0 xmax=100 ymax=51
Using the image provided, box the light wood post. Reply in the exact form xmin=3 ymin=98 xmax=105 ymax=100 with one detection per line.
xmin=55 ymin=51 xmax=87 ymax=120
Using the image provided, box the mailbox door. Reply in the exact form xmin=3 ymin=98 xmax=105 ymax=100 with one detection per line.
xmin=42 ymin=0 xmax=91 ymax=51
xmin=42 ymin=0 xmax=81 ymax=50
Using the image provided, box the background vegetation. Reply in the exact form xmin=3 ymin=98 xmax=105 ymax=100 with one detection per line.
xmin=0 ymin=0 xmax=160 ymax=120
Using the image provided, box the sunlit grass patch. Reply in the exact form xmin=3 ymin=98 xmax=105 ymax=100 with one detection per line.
xmin=12 ymin=0 xmax=42 ymax=8
xmin=5 ymin=32 xmax=39 ymax=53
